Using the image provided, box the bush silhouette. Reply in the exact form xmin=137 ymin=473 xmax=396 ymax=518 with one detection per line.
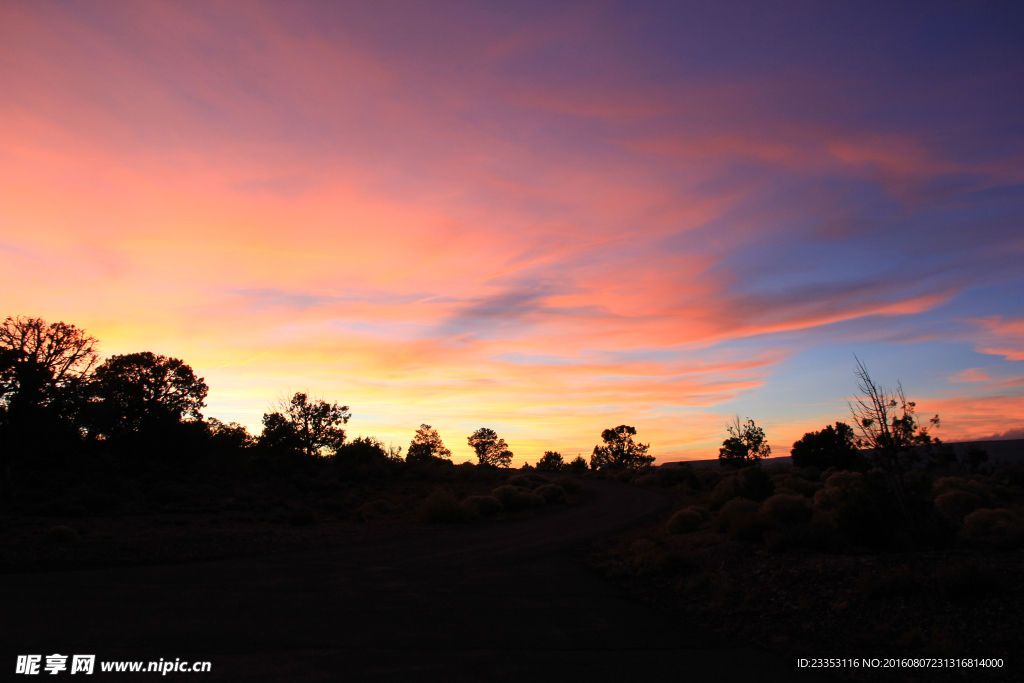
xmin=535 ymin=451 xmax=565 ymax=472
xmin=718 ymin=416 xmax=770 ymax=467
xmin=736 ymin=466 xmax=774 ymax=502
xmin=553 ymin=476 xmax=581 ymax=494
xmin=491 ymin=485 xmax=545 ymax=512
xmin=467 ymin=428 xmax=513 ymax=468
xmin=460 ymin=495 xmax=503 ymax=517
xmin=790 ymin=422 xmax=860 ymax=470
xmin=963 ymin=508 xmax=1024 ymax=543
xmin=761 ymin=493 xmax=813 ymax=525
xmin=933 ymin=490 xmax=981 ymax=519
xmin=667 ymin=509 xmax=702 ymax=534
xmin=533 ymin=484 xmax=566 ymax=504
xmin=713 ymin=498 xmax=759 ymax=532
xmin=590 ymin=425 xmax=653 ymax=470
xmin=418 ymin=489 xmax=470 ymax=523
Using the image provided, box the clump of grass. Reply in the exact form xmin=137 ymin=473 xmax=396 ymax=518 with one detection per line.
xmin=46 ymin=525 xmax=78 ymax=543
xmin=667 ymin=509 xmax=702 ymax=534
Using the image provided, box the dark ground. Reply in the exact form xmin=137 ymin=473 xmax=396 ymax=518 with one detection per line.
xmin=1 ymin=480 xmax=827 ymax=682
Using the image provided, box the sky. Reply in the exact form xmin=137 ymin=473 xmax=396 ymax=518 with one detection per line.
xmin=1 ymin=1 xmax=1023 ymax=464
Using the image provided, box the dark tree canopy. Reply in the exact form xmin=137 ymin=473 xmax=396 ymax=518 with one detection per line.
xmin=467 ymin=427 xmax=513 ymax=468
xmin=790 ymin=422 xmax=860 ymax=470
xmin=535 ymin=450 xmax=565 ymax=471
xmin=718 ymin=416 xmax=770 ymax=467
xmin=407 ymin=424 xmax=452 ymax=463
xmin=90 ymin=352 xmax=208 ymax=437
xmin=0 ymin=315 xmax=98 ymax=418
xmin=335 ymin=435 xmax=402 ymax=465
xmin=259 ymin=392 xmax=350 ymax=458
xmin=567 ymin=455 xmax=589 ymax=472
xmin=591 ymin=425 xmax=653 ymax=470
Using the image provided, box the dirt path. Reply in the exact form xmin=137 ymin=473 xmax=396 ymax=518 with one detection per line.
xmin=2 ymin=480 xmax=825 ymax=682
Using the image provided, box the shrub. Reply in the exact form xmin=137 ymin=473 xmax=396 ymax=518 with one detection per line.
xmin=736 ymin=466 xmax=774 ymax=502
xmin=687 ymin=505 xmax=711 ymax=520
xmin=533 ymin=484 xmax=566 ymax=504
xmin=933 ymin=490 xmax=981 ymax=519
xmin=963 ymin=508 xmax=1024 ymax=540
xmin=728 ymin=511 xmax=778 ymax=542
xmin=803 ymin=510 xmax=843 ymax=551
xmin=418 ymin=490 xmax=470 ymax=523
xmin=460 ymin=495 xmax=503 ymax=517
xmin=762 ymin=494 xmax=813 ymax=525
xmin=709 ymin=475 xmax=741 ymax=509
xmin=46 ymin=525 xmax=78 ymax=543
xmin=667 ymin=509 xmax=702 ymax=534
xmin=814 ymin=471 xmax=902 ymax=548
xmin=769 ymin=474 xmax=820 ymax=497
xmin=491 ymin=485 xmax=546 ymax=512
xmin=506 ymin=475 xmax=533 ymax=488
xmin=713 ymin=498 xmax=759 ymax=532
xmin=790 ymin=422 xmax=861 ymax=470
xmin=553 ymin=476 xmax=581 ymax=494
xmin=933 ymin=476 xmax=998 ymax=508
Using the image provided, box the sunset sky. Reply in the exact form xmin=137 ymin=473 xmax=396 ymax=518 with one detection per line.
xmin=2 ymin=2 xmax=1022 ymax=464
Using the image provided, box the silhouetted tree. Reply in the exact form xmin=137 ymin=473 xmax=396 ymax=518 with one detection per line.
xmin=467 ymin=427 xmax=513 ymax=467
xmin=535 ymin=451 xmax=565 ymax=472
xmin=567 ymin=455 xmax=589 ymax=472
xmin=718 ymin=416 xmax=770 ymax=467
xmin=790 ymin=422 xmax=860 ymax=470
xmin=259 ymin=392 xmax=350 ymax=458
xmin=591 ymin=425 xmax=653 ymax=470
xmin=89 ymin=352 xmax=208 ymax=439
xmin=335 ymin=436 xmax=402 ymax=465
xmin=0 ymin=316 xmax=98 ymax=506
xmin=0 ymin=316 xmax=98 ymax=413
xmin=849 ymin=356 xmax=940 ymax=518
xmin=407 ymin=424 xmax=452 ymax=463
xmin=206 ymin=417 xmax=254 ymax=452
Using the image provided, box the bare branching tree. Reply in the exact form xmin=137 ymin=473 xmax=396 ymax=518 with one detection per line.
xmin=848 ymin=355 xmax=940 ymax=521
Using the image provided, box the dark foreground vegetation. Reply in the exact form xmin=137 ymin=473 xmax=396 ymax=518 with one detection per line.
xmin=0 ymin=316 xmax=595 ymax=572
xmin=586 ymin=453 xmax=1024 ymax=681
xmin=4 ymin=314 xmax=1022 ymax=679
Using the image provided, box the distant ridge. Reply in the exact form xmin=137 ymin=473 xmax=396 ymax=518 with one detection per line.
xmin=659 ymin=438 xmax=1024 ymax=469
